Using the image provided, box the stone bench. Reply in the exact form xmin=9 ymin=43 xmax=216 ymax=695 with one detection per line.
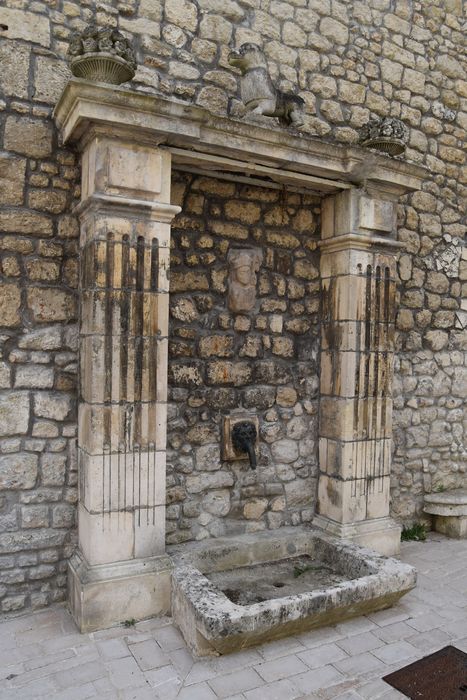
xmin=424 ymin=489 xmax=467 ymax=539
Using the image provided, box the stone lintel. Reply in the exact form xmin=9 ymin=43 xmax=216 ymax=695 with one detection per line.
xmin=54 ymin=79 xmax=427 ymax=197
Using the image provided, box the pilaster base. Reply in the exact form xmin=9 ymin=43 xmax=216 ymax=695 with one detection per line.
xmin=68 ymin=549 xmax=173 ymax=633
xmin=313 ymin=515 xmax=401 ymax=556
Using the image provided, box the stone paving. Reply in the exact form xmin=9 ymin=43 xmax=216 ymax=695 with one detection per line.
xmin=0 ymin=533 xmax=466 ymax=700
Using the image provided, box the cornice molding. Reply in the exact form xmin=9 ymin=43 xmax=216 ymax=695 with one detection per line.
xmin=54 ymin=79 xmax=427 ymax=199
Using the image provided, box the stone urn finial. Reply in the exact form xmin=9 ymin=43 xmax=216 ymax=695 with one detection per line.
xmin=67 ymin=25 xmax=137 ymax=85
xmin=358 ymin=117 xmax=409 ymax=156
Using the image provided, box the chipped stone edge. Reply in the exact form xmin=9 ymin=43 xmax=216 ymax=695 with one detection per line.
xmin=170 ymin=526 xmax=417 ymax=655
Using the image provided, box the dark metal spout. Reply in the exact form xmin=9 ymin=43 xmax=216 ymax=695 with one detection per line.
xmin=231 ymin=421 xmax=257 ymax=470
xmin=246 ymin=441 xmax=257 ymax=470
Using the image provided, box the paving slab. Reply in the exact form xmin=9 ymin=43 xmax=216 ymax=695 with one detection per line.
xmin=0 ymin=534 xmax=465 ymax=699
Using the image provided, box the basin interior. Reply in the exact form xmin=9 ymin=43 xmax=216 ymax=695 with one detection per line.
xmin=177 ymin=528 xmax=377 ymax=590
xmin=207 ymin=553 xmax=358 ymax=605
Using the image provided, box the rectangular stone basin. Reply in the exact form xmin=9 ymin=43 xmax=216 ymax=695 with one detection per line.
xmin=170 ymin=527 xmax=416 ymax=656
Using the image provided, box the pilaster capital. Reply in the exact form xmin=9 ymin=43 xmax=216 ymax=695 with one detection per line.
xmin=320 ymin=188 xmax=410 ymax=256
xmin=75 ymin=194 xmax=181 ymax=225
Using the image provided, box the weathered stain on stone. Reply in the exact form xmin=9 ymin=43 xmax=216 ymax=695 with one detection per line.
xmin=170 ymin=527 xmax=416 ymax=656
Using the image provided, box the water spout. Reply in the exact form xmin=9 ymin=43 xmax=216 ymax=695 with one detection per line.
xmin=231 ymin=421 xmax=257 ymax=469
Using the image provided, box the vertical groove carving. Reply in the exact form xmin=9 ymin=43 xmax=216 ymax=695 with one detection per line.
xmin=348 ymin=263 xmax=394 ymax=502
xmin=80 ymin=232 xmax=162 ymax=522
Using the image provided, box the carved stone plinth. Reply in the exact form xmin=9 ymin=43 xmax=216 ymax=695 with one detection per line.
xmin=314 ymin=189 xmax=402 ymax=556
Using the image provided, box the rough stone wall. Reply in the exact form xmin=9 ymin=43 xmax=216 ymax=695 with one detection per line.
xmin=0 ymin=0 xmax=465 ymax=613
xmin=166 ymin=172 xmax=320 ymax=543
xmin=0 ymin=113 xmax=79 ymax=612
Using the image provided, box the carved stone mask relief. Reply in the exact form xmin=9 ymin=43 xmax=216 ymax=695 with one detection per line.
xmin=227 ymin=248 xmax=263 ymax=313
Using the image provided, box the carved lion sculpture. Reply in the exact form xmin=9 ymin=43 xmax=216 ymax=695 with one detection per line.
xmin=228 ymin=43 xmax=305 ymax=128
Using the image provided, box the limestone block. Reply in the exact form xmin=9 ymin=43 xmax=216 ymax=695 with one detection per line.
xmin=0 ymin=362 xmax=11 ymax=389
xmin=170 ymin=298 xmax=199 ymax=322
xmin=0 ymin=8 xmax=50 ymax=47
xmin=52 ymin=504 xmax=75 ymax=528
xmin=33 ymin=392 xmax=72 ymax=421
xmin=271 ymin=439 xmax=299 ymax=463
xmin=199 ymin=335 xmax=234 ymax=358
xmin=0 ymin=42 xmax=30 ymax=98
xmin=165 ymin=0 xmax=198 ymax=30
xmin=80 ymin=450 xmax=166 ymax=513
xmin=68 ymin=550 xmax=172 ymax=632
xmin=206 ymin=361 xmax=252 ymax=386
xmin=185 ymin=471 xmax=234 ymax=494
xmin=0 ymin=453 xmax=38 ymax=490
xmin=243 ymin=498 xmax=268 ymax=519
xmin=436 ymin=54 xmax=464 ymax=79
xmin=78 ymin=402 xmax=167 ymax=455
xmin=432 ymin=516 xmax=467 ymax=539
xmin=0 ymin=283 xmax=21 ymax=327
xmin=0 ymin=154 xmax=26 ymax=206
xmin=380 ymin=59 xmax=403 ymax=87
xmin=359 ymin=197 xmax=395 ymax=234
xmin=202 ymin=490 xmax=231 ymax=517
xmin=134 ymin=506 xmax=166 ymax=558
xmin=339 ymin=80 xmax=366 ymax=105
xmin=22 ymin=505 xmax=49 ymax=528
xmin=0 ymin=210 xmax=53 ymax=237
xmin=319 ymin=16 xmax=348 ymax=44
xmin=18 ymin=327 xmax=62 ymax=350
xmin=28 ymin=190 xmax=67 ymax=214
xmin=320 ymin=249 xmax=371 ymax=280
xmin=78 ymin=506 xmax=135 ymax=566
xmin=321 ymin=349 xmax=392 ymax=398
xmin=82 ymin=140 xmax=171 ymax=203
xmin=320 ymin=396 xmax=392 ymax=441
xmin=322 ymin=276 xmax=366 ymax=322
xmin=285 ymin=478 xmax=314 ymax=508
xmin=79 ymin=504 xmax=165 ymax=565
xmin=196 ymin=86 xmax=229 ymax=115
xmin=4 ymin=117 xmax=52 ymax=159
xmin=27 ymin=287 xmax=77 ymax=323
xmin=41 ymin=453 xmax=67 ymax=486
xmin=15 ymin=365 xmax=54 ymax=389
xmin=276 ymin=387 xmax=298 ymax=407
xmin=139 ymin=0 xmax=162 ymax=21
xmin=170 ymin=271 xmax=210 ymax=292
xmin=317 ymin=474 xmax=368 ymax=523
xmin=26 ymin=259 xmax=60 ymax=282
xmin=0 ymin=392 xmax=29 ymax=436
xmin=195 ymin=444 xmax=221 ymax=471
xmin=0 ymin=528 xmax=67 ymax=556
xmin=34 ymin=56 xmax=71 ymax=104
xmin=319 ymin=437 xmax=391 ymax=482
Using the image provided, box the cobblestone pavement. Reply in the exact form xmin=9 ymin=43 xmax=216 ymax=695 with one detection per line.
xmin=0 ymin=533 xmax=466 ymax=700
